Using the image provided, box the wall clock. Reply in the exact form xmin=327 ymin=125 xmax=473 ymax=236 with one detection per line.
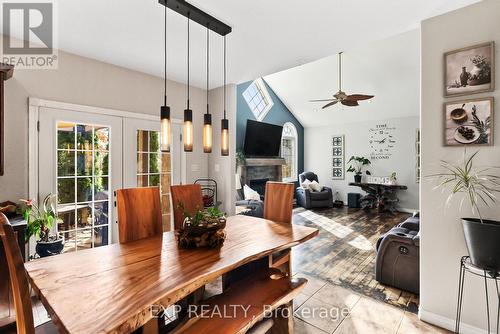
xmin=369 ymin=123 xmax=397 ymax=160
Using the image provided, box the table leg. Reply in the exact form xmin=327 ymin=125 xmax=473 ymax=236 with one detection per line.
xmin=455 ymin=259 xmax=466 ymax=333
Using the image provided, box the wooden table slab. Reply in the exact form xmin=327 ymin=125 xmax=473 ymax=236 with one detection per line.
xmin=25 ymin=215 xmax=318 ymax=334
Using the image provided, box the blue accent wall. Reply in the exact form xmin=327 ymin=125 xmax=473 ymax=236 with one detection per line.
xmin=237 ymin=79 xmax=304 ymax=179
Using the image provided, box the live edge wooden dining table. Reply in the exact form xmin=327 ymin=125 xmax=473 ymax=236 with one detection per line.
xmin=25 ymin=215 xmax=318 ymax=334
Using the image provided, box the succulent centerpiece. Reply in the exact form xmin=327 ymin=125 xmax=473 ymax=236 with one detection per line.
xmin=176 ymin=203 xmax=227 ymax=249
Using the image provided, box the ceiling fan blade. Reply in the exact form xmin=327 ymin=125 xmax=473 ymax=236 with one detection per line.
xmin=341 ymin=100 xmax=359 ymax=107
xmin=346 ymin=94 xmax=375 ymax=101
xmin=309 ymin=99 xmax=336 ymax=102
xmin=322 ymin=100 xmax=339 ymax=109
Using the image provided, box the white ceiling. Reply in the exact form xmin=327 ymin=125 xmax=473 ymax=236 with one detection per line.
xmin=264 ymin=29 xmax=421 ymax=127
xmin=2 ymin=0 xmax=479 ymax=89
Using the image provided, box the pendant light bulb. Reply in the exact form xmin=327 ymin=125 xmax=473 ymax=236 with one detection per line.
xmin=161 ymin=105 xmax=171 ymax=152
xmin=183 ymin=13 xmax=193 ymax=152
xmin=203 ymin=113 xmax=212 ymax=153
xmin=221 ymin=35 xmax=229 ymax=156
xmin=161 ymin=5 xmax=171 ymax=152
xmin=183 ymin=108 xmax=193 ymax=152
xmin=203 ymin=24 xmax=213 ymax=153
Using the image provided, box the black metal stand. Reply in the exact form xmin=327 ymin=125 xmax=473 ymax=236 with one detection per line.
xmin=455 ymin=256 xmax=500 ymax=334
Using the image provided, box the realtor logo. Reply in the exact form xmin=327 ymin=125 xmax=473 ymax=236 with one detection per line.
xmin=1 ymin=1 xmax=58 ymax=69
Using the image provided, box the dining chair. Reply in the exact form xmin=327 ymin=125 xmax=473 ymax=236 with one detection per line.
xmin=264 ymin=181 xmax=295 ymax=224
xmin=116 ymin=187 xmax=163 ymax=243
xmin=170 ymin=184 xmax=204 ymax=230
xmin=0 ymin=213 xmax=58 ymax=334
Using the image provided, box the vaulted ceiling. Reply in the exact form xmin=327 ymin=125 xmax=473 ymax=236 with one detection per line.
xmin=1 ymin=0 xmax=479 ymax=89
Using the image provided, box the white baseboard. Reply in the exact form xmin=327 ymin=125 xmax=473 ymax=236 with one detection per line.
xmin=419 ymin=307 xmax=492 ymax=334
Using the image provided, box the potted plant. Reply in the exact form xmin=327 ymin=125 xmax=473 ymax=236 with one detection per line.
xmin=430 ymin=150 xmax=500 ymax=276
xmin=176 ymin=203 xmax=227 ymax=248
xmin=347 ymin=156 xmax=371 ymax=183
xmin=19 ymin=194 xmax=64 ymax=258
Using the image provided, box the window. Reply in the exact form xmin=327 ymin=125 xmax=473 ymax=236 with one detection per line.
xmin=136 ymin=130 xmax=172 ymax=230
xmin=242 ymin=78 xmax=274 ymax=121
xmin=56 ymin=123 xmax=110 ymax=253
xmin=281 ymin=122 xmax=298 ymax=182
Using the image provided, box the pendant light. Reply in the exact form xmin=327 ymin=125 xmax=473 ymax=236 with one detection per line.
xmin=221 ymin=35 xmax=229 ymax=156
xmin=183 ymin=14 xmax=194 ymax=152
xmin=203 ymin=24 xmax=212 ymax=153
xmin=160 ymin=5 xmax=171 ymax=152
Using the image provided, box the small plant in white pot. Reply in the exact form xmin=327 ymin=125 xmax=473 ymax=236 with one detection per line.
xmin=430 ymin=150 xmax=500 ymax=277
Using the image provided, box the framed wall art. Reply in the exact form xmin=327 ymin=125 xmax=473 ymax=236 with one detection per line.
xmin=331 ymin=135 xmax=345 ymax=180
xmin=444 ymin=42 xmax=495 ymax=97
xmin=444 ymin=97 xmax=494 ymax=146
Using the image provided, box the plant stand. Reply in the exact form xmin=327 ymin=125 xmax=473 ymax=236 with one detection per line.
xmin=455 ymin=256 xmax=499 ymax=334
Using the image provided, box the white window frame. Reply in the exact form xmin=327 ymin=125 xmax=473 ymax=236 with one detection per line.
xmin=242 ymin=78 xmax=274 ymax=121
xmin=281 ymin=122 xmax=298 ymax=183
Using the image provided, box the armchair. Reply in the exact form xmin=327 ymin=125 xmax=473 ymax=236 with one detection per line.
xmin=296 ymin=172 xmax=333 ymax=209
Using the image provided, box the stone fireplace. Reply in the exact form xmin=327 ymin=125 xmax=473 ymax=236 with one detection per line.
xmin=240 ymin=158 xmax=286 ymax=196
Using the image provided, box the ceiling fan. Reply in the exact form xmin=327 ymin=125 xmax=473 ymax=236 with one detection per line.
xmin=310 ymin=52 xmax=374 ymax=109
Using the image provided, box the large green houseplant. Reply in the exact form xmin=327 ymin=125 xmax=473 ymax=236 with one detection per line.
xmin=431 ymin=150 xmax=500 ymax=276
xmin=20 ymin=194 xmax=64 ymax=257
xmin=347 ymin=156 xmax=371 ymax=183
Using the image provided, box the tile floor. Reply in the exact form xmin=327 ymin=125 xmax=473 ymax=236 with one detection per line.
xmin=292 ymin=273 xmax=451 ymax=334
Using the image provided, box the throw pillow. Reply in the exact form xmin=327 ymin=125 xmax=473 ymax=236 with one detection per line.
xmin=309 ymin=180 xmax=322 ymax=192
xmin=301 ymin=179 xmax=312 ymax=189
xmin=243 ymin=184 xmax=261 ymax=201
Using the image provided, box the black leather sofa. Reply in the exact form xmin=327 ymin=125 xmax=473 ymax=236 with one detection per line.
xmin=296 ymin=172 xmax=333 ymax=209
xmin=375 ymin=213 xmax=420 ymax=294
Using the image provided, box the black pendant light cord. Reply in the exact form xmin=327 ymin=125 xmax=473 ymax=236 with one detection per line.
xmin=223 ymin=35 xmax=227 ymax=119
xmin=206 ymin=24 xmax=209 ymax=114
xmin=164 ymin=4 xmax=168 ymax=105
xmin=187 ymin=14 xmax=190 ymax=110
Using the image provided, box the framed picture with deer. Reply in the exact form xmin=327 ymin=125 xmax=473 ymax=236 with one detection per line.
xmin=444 ymin=42 xmax=495 ymax=97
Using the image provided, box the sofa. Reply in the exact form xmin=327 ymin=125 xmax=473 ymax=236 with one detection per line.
xmin=375 ymin=213 xmax=420 ymax=294
xmin=296 ymin=172 xmax=333 ymax=209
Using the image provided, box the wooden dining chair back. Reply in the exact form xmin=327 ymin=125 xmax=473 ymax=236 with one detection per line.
xmin=170 ymin=184 xmax=204 ymax=230
xmin=116 ymin=187 xmax=163 ymax=243
xmin=264 ymin=182 xmax=295 ymax=224
xmin=0 ymin=213 xmax=35 ymax=334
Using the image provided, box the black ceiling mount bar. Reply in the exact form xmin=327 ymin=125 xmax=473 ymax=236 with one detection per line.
xmin=159 ymin=0 xmax=232 ymax=36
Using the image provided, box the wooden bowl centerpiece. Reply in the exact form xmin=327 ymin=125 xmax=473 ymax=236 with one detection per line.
xmin=176 ymin=205 xmax=227 ymax=249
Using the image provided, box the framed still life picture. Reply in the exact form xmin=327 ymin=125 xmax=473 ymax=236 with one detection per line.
xmin=444 ymin=97 xmax=494 ymax=146
xmin=444 ymin=42 xmax=495 ymax=97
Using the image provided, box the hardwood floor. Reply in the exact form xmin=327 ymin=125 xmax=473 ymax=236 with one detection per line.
xmin=291 ymin=207 xmax=451 ymax=334
xmin=292 ymin=207 xmax=418 ymax=312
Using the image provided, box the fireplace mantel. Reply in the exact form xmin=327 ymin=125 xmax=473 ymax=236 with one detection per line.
xmin=244 ymin=157 xmax=286 ymax=167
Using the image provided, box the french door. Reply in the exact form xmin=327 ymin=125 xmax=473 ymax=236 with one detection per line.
xmin=38 ymin=107 xmax=122 ymax=252
xmin=123 ymin=119 xmax=184 ymax=231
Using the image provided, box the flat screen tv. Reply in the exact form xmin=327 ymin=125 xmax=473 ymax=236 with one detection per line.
xmin=243 ymin=120 xmax=283 ymax=157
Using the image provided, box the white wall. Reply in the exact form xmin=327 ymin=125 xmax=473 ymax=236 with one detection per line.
xmin=0 ymin=35 xmax=234 ymax=206
xmin=208 ymin=85 xmax=237 ymax=215
xmin=305 ymin=116 xmax=419 ymax=211
xmin=420 ymin=1 xmax=500 ymax=332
